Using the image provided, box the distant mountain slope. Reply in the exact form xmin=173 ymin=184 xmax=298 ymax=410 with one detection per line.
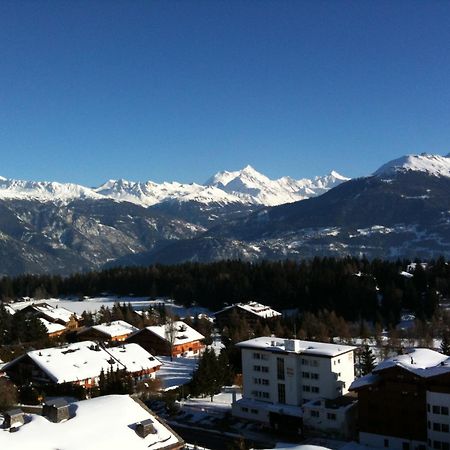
xmin=128 ymin=153 xmax=450 ymax=264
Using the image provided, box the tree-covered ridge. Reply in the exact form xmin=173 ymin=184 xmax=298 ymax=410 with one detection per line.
xmin=1 ymin=257 xmax=448 ymax=324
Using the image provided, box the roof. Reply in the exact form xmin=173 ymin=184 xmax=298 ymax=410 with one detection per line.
xmin=0 ymin=394 xmax=183 ymax=450
xmin=90 ymin=320 xmax=139 ymax=338
xmin=237 ymin=336 xmax=356 ymax=357
xmin=39 ymin=318 xmax=66 ymax=335
xmin=216 ymin=301 xmax=281 ymax=319
xmin=143 ymin=321 xmax=205 ymax=345
xmin=350 ymin=348 xmax=450 ymax=391
xmin=3 ymin=341 xmax=161 ymax=384
xmin=32 ymin=303 xmax=78 ymax=323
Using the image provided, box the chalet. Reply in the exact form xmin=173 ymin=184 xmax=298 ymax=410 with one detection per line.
xmin=0 ymin=394 xmax=184 ymax=450
xmin=350 ymin=347 xmax=450 ymax=450
xmin=215 ymin=301 xmax=281 ymax=329
xmin=39 ymin=318 xmax=67 ymax=338
xmin=3 ymin=341 xmax=161 ymax=388
xmin=76 ymin=320 xmax=139 ymax=342
xmin=18 ymin=302 xmax=80 ymax=330
xmin=126 ymin=321 xmax=205 ymax=358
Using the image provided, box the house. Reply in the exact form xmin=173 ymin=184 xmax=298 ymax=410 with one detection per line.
xmin=76 ymin=320 xmax=139 ymax=342
xmin=215 ymin=301 xmax=281 ymax=329
xmin=18 ymin=302 xmax=81 ymax=330
xmin=0 ymin=394 xmax=184 ymax=450
xmin=350 ymin=347 xmax=450 ymax=450
xmin=39 ymin=318 xmax=67 ymax=338
xmin=3 ymin=341 xmax=161 ymax=388
xmin=126 ymin=320 xmax=205 ymax=358
xmin=232 ymin=336 xmax=356 ymax=434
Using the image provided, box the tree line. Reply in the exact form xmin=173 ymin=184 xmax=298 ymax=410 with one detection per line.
xmin=0 ymin=257 xmax=448 ymax=324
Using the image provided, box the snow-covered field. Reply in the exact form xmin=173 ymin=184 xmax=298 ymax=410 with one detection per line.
xmin=156 ymin=356 xmax=199 ymax=390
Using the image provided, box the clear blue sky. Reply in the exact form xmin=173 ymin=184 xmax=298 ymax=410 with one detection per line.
xmin=1 ymin=0 xmax=450 ymax=185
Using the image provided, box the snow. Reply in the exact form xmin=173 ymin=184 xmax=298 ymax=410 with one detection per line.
xmin=156 ymin=355 xmax=199 ymax=390
xmin=237 ymin=337 xmax=356 ymax=357
xmin=3 ymin=341 xmax=160 ymax=384
xmin=0 ymin=165 xmax=349 ymax=208
xmin=0 ymin=394 xmax=181 ymax=450
xmin=144 ymin=321 xmax=205 ymax=346
xmin=32 ymin=303 xmax=78 ymax=323
xmin=216 ymin=301 xmax=281 ymax=319
xmin=39 ymin=318 xmax=66 ymax=335
xmin=91 ymin=320 xmax=139 ymax=338
xmin=374 ymin=153 xmax=450 ymax=178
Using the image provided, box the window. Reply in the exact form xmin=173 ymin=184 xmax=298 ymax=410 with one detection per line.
xmin=242 ymin=407 xmax=248 ymax=412
xmin=262 ymin=379 xmax=269 ymax=385
xmin=302 ymin=385 xmax=311 ymax=392
xmin=311 ymin=360 xmax=319 ymax=367
xmin=384 ymin=439 xmax=389 ymax=448
xmin=402 ymin=443 xmax=410 ymax=450
xmin=253 ymin=352 xmax=261 ymax=359
xmin=261 ymin=366 xmax=269 ymax=373
xmin=261 ymin=353 xmax=269 ymax=360
xmin=442 ymin=423 xmax=449 ymax=433
xmin=433 ymin=406 xmax=440 ymax=414
xmin=302 ymin=372 xmax=310 ymax=378
xmin=434 ymin=423 xmax=441 ymax=432
xmin=428 ymin=403 xmax=431 ymax=412
xmin=302 ymin=358 xmax=309 ymax=365
xmin=327 ymin=413 xmax=336 ymax=420
xmin=311 ymin=410 xmax=319 ymax=418
xmin=312 ymin=386 xmax=320 ymax=393
xmin=277 ymin=357 xmax=285 ymax=380
xmin=434 ymin=441 xmax=441 ymax=450
xmin=262 ymin=392 xmax=270 ymax=399
xmin=443 ymin=406 xmax=449 ymax=415
xmin=253 ymin=365 xmax=261 ymax=372
xmin=278 ymin=383 xmax=286 ymax=404
xmin=311 ymin=373 xmax=319 ymax=380
xmin=251 ymin=409 xmax=258 ymax=414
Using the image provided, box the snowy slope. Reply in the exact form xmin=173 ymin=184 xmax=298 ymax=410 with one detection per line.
xmin=374 ymin=153 xmax=450 ymax=178
xmin=0 ymin=166 xmax=348 ymax=207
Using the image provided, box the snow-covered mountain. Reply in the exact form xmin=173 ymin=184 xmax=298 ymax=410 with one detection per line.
xmin=0 ymin=166 xmax=349 ymax=208
xmin=374 ymin=153 xmax=450 ymax=178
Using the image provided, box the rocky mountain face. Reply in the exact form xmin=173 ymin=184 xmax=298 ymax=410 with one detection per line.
xmin=0 ymin=166 xmax=346 ymax=275
xmin=126 ymin=153 xmax=450 ymax=265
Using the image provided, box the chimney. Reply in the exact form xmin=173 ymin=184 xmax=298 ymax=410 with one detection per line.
xmin=3 ymin=409 xmax=25 ymax=429
xmin=284 ymin=339 xmax=300 ymax=352
xmin=43 ymin=398 xmax=69 ymax=423
xmin=135 ymin=419 xmax=156 ymax=438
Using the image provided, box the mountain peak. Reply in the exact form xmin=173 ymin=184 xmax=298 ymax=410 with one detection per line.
xmin=374 ymin=153 xmax=450 ymax=178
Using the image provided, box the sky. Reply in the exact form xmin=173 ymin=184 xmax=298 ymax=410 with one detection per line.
xmin=1 ymin=0 xmax=450 ymax=186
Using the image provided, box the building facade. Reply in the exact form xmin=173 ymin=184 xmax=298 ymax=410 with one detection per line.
xmin=232 ymin=336 xmax=356 ymax=432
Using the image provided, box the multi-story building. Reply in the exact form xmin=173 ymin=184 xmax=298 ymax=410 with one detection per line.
xmin=350 ymin=347 xmax=450 ymax=450
xmin=232 ymin=336 xmax=356 ymax=432
xmin=215 ymin=302 xmax=281 ymax=330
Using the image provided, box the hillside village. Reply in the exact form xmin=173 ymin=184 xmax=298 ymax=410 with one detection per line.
xmin=2 ymin=274 xmax=450 ymax=450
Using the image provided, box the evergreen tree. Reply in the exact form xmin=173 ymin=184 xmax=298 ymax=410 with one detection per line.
xmin=360 ymin=344 xmax=376 ymax=375
xmin=441 ymin=332 xmax=450 ymax=355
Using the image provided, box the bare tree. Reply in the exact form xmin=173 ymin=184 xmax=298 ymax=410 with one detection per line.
xmin=165 ymin=314 xmax=178 ymax=361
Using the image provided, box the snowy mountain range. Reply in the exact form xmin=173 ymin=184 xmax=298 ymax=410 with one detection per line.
xmin=1 ymin=152 xmax=450 ymax=275
xmin=0 ymin=165 xmax=349 ymax=207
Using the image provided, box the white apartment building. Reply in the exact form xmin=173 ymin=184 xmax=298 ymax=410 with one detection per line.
xmin=232 ymin=336 xmax=356 ymax=429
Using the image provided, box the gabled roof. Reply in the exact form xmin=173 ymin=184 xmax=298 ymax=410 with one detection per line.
xmin=141 ymin=321 xmax=205 ymax=345
xmin=0 ymin=394 xmax=183 ymax=450
xmin=216 ymin=301 xmax=281 ymax=319
xmin=90 ymin=320 xmax=139 ymax=338
xmin=350 ymin=348 xmax=450 ymax=391
xmin=32 ymin=303 xmax=78 ymax=323
xmin=3 ymin=341 xmax=160 ymax=384
xmin=39 ymin=318 xmax=66 ymax=335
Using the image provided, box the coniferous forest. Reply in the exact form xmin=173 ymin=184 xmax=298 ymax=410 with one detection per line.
xmin=0 ymin=257 xmax=448 ymax=325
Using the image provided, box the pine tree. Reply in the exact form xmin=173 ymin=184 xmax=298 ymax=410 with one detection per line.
xmin=360 ymin=344 xmax=376 ymax=375
xmin=441 ymin=332 xmax=450 ymax=355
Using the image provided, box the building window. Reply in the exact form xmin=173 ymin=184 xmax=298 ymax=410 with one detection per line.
xmin=327 ymin=413 xmax=336 ymax=420
xmin=442 ymin=406 xmax=449 ymax=415
xmin=311 ymin=373 xmax=319 ymax=380
xmin=253 ymin=352 xmax=261 ymax=359
xmin=262 ymin=366 xmax=269 ymax=373
xmin=302 ymin=385 xmax=311 ymax=392
xmin=302 ymin=358 xmax=309 ymax=365
xmin=302 ymin=372 xmax=310 ymax=378
xmin=311 ymin=410 xmax=319 ymax=418
xmin=312 ymin=386 xmax=320 ymax=393
xmin=253 ymin=365 xmax=261 ymax=371
xmin=277 ymin=357 xmax=285 ymax=380
xmin=311 ymin=360 xmax=319 ymax=367
xmin=442 ymin=423 xmax=449 ymax=433
xmin=428 ymin=403 xmax=431 ymax=412
xmin=434 ymin=441 xmax=441 ymax=450
xmin=434 ymin=423 xmax=441 ymax=432
xmin=242 ymin=407 xmax=248 ymax=412
xmin=433 ymin=406 xmax=440 ymax=414
xmin=278 ymin=383 xmax=286 ymax=404
xmin=262 ymin=379 xmax=269 ymax=385
xmin=251 ymin=409 xmax=258 ymax=414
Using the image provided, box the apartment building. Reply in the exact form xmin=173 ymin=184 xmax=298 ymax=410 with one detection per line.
xmin=232 ymin=336 xmax=356 ymax=431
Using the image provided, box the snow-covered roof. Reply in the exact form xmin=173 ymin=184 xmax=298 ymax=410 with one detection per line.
xmin=216 ymin=301 xmax=281 ymax=319
xmin=237 ymin=337 xmax=356 ymax=357
xmin=91 ymin=320 xmax=139 ymax=338
xmin=33 ymin=303 xmax=78 ymax=323
xmin=350 ymin=348 xmax=450 ymax=390
xmin=4 ymin=341 xmax=160 ymax=383
xmin=144 ymin=321 xmax=205 ymax=345
xmin=39 ymin=318 xmax=66 ymax=335
xmin=0 ymin=394 xmax=182 ymax=450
